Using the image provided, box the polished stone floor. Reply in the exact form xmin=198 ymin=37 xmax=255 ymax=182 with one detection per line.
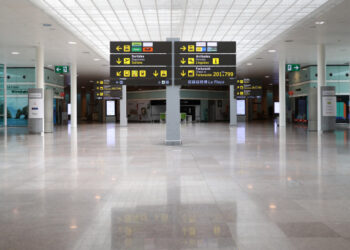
xmin=0 ymin=122 xmax=350 ymax=250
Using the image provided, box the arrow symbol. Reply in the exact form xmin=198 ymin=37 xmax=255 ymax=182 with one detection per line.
xmin=180 ymin=46 xmax=186 ymax=52
xmin=180 ymin=70 xmax=186 ymax=77
xmin=116 ymin=71 xmax=121 ymax=77
xmin=116 ymin=46 xmax=122 ymax=51
xmin=116 ymin=58 xmax=122 ymax=64
xmin=181 ymin=58 xmax=186 ymax=64
xmin=153 ymin=70 xmax=159 ymax=77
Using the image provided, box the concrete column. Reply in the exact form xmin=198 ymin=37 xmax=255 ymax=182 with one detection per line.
xmin=36 ymin=45 xmax=45 ymax=132
xmin=166 ymin=38 xmax=181 ymax=145
xmin=317 ymin=44 xmax=326 ymax=132
xmin=4 ymin=64 xmax=7 ymax=127
xmin=70 ymin=60 xmax=77 ymax=128
xmin=120 ymin=85 xmax=127 ymax=126
xmin=166 ymin=85 xmax=181 ymax=144
xmin=279 ymin=54 xmax=286 ymax=127
xmin=44 ymin=88 xmax=53 ymax=133
xmin=230 ymin=85 xmax=237 ymax=126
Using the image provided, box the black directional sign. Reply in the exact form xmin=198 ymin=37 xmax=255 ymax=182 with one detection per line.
xmin=94 ymin=80 xmax=122 ymax=100
xmin=175 ymin=54 xmax=236 ymax=66
xmin=234 ymin=79 xmax=263 ymax=99
xmin=175 ymin=67 xmax=235 ymax=85
xmin=110 ymin=67 xmax=171 ymax=86
xmin=110 ymin=41 xmax=172 ymax=86
xmin=110 ymin=41 xmax=171 ymax=54
xmin=175 ymin=41 xmax=236 ymax=85
xmin=175 ymin=41 xmax=236 ymax=54
xmin=110 ymin=54 xmax=171 ymax=66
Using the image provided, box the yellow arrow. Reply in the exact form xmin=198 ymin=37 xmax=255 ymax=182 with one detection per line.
xmin=116 ymin=71 xmax=121 ymax=77
xmin=116 ymin=46 xmax=122 ymax=51
xmin=153 ymin=70 xmax=159 ymax=77
xmin=180 ymin=70 xmax=186 ymax=77
xmin=181 ymin=58 xmax=186 ymax=64
xmin=180 ymin=45 xmax=186 ymax=51
xmin=116 ymin=58 xmax=122 ymax=64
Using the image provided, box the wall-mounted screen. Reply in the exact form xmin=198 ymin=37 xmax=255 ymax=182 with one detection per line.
xmin=237 ymin=100 xmax=245 ymax=115
xmin=274 ymin=102 xmax=280 ymax=114
xmin=106 ymin=100 xmax=115 ymax=116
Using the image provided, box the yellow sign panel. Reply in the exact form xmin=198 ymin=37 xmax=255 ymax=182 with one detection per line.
xmin=196 ymin=47 xmax=202 ymax=52
xmin=213 ymin=58 xmax=219 ymax=64
xmin=124 ymin=58 xmax=130 ymax=64
xmin=188 ymin=45 xmax=195 ymax=52
xmin=100 ymin=81 xmax=104 ymax=84
xmin=188 ymin=70 xmax=195 ymax=77
xmin=124 ymin=45 xmax=130 ymax=52
xmin=160 ymin=70 xmax=167 ymax=77
xmin=188 ymin=58 xmax=195 ymax=65
xmin=131 ymin=70 xmax=138 ymax=77
xmin=139 ymin=70 xmax=146 ymax=77
xmin=123 ymin=70 xmax=130 ymax=77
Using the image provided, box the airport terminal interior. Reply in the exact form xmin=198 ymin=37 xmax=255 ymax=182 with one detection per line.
xmin=1 ymin=0 xmax=350 ymax=249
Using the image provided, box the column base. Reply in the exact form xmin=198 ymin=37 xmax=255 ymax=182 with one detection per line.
xmin=165 ymin=140 xmax=182 ymax=145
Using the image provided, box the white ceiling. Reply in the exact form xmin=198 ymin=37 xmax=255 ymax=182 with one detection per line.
xmin=0 ymin=0 xmax=109 ymax=81
xmin=29 ymin=0 xmax=331 ymax=64
xmin=1 ymin=0 xmax=350 ymax=84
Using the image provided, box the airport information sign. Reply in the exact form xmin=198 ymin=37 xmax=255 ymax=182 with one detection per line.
xmin=110 ymin=41 xmax=172 ymax=86
xmin=235 ymin=79 xmax=262 ymax=99
xmin=94 ymin=80 xmax=122 ymax=100
xmin=174 ymin=41 xmax=236 ymax=85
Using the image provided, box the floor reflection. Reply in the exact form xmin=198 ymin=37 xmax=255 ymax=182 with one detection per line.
xmin=111 ymin=204 xmax=236 ymax=250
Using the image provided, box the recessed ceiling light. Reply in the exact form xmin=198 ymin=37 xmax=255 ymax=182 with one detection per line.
xmin=268 ymin=49 xmax=276 ymax=53
xmin=11 ymin=51 xmax=20 ymax=55
xmin=246 ymin=63 xmax=253 ymax=66
xmin=89 ymin=80 xmax=94 ymax=83
xmin=265 ymin=75 xmax=270 ymax=78
xmin=93 ymin=58 xmax=100 ymax=61
xmin=68 ymin=41 xmax=77 ymax=45
xmin=315 ymin=21 xmax=325 ymax=25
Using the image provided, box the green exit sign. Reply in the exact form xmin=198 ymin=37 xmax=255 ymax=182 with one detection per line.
xmin=55 ymin=66 xmax=69 ymax=74
xmin=286 ymin=64 xmax=300 ymax=72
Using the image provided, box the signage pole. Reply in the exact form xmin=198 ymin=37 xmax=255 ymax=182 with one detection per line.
xmin=230 ymin=85 xmax=237 ymax=126
xmin=4 ymin=64 xmax=7 ymax=127
xmin=120 ymin=85 xmax=127 ymax=127
xmin=166 ymin=38 xmax=181 ymax=145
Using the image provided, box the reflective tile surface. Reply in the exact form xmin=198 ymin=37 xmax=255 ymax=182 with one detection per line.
xmin=0 ymin=122 xmax=350 ymax=250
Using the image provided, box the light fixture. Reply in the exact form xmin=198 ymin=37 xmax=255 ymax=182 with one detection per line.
xmin=269 ymin=204 xmax=277 ymax=209
xmin=265 ymin=75 xmax=270 ymax=78
xmin=89 ymin=80 xmax=94 ymax=83
xmin=315 ymin=21 xmax=325 ymax=25
xmin=68 ymin=41 xmax=77 ymax=45
xmin=11 ymin=52 xmax=20 ymax=55
xmin=268 ymin=49 xmax=276 ymax=53
xmin=246 ymin=63 xmax=253 ymax=66
xmin=93 ymin=58 xmax=101 ymax=61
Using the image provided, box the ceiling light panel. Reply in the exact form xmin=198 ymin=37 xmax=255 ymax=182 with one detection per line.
xmin=30 ymin=0 xmax=328 ymax=63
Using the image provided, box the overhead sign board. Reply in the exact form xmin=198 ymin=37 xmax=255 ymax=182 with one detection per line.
xmin=286 ymin=64 xmax=300 ymax=72
xmin=110 ymin=54 xmax=171 ymax=66
xmin=55 ymin=66 xmax=69 ymax=74
xmin=110 ymin=42 xmax=171 ymax=54
xmin=174 ymin=41 xmax=236 ymax=54
xmin=175 ymin=41 xmax=236 ymax=85
xmin=94 ymin=80 xmax=122 ymax=100
xmin=235 ymin=79 xmax=263 ymax=99
xmin=110 ymin=41 xmax=172 ymax=86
